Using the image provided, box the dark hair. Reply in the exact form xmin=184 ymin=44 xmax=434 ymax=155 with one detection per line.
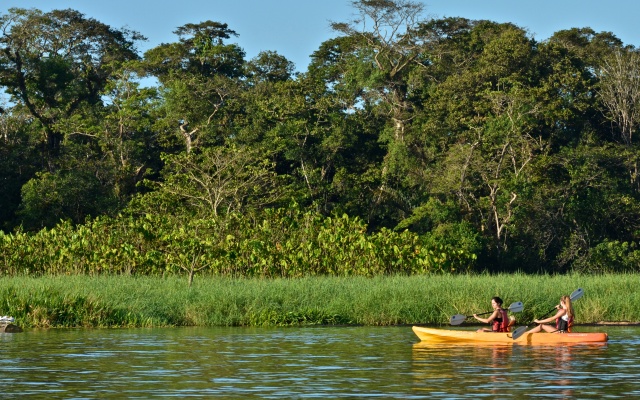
xmin=492 ymin=296 xmax=503 ymax=306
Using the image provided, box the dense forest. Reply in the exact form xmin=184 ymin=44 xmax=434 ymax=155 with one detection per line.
xmin=1 ymin=0 xmax=640 ymax=277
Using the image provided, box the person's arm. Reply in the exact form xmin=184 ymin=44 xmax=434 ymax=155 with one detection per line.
xmin=474 ymin=309 xmax=499 ymax=324
xmin=534 ymin=308 xmax=565 ymax=324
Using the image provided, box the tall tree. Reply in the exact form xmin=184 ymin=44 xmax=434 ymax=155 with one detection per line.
xmin=330 ymin=0 xmax=431 ymax=225
xmin=0 ymin=8 xmax=143 ymax=163
xmin=245 ymin=50 xmax=295 ymax=84
xmin=0 ymin=105 xmax=38 ymax=231
xmin=144 ymin=21 xmax=244 ymax=81
xmin=143 ymin=21 xmax=246 ymax=153
xmin=95 ymin=63 xmax=161 ymax=202
xmin=132 ymin=145 xmax=285 ymax=219
xmin=597 ymin=49 xmax=640 ymax=147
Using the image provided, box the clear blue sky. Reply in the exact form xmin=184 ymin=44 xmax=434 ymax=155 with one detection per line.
xmin=4 ymin=0 xmax=639 ymax=72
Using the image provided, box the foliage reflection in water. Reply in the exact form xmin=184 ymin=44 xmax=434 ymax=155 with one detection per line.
xmin=0 ymin=326 xmax=638 ymax=398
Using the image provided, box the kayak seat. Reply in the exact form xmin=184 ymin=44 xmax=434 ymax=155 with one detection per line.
xmin=507 ymin=315 xmax=516 ymax=332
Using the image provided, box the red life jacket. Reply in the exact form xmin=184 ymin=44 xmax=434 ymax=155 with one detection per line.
xmin=492 ymin=308 xmax=510 ymax=332
xmin=556 ymin=314 xmax=574 ymax=332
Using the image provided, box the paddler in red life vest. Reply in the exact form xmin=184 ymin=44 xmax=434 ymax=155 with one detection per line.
xmin=473 ymin=296 xmax=510 ymax=332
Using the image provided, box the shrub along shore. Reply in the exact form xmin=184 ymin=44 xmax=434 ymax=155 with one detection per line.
xmin=1 ymin=274 xmax=638 ymax=329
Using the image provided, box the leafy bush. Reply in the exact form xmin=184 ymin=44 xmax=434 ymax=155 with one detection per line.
xmin=572 ymin=240 xmax=640 ymax=273
xmin=0 ymin=206 xmax=479 ymax=280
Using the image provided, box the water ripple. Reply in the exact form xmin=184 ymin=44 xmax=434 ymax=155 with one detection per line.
xmin=0 ymin=326 xmax=635 ymax=398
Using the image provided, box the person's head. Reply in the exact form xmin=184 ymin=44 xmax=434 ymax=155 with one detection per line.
xmin=560 ymin=295 xmax=574 ymax=317
xmin=491 ymin=296 xmax=503 ymax=309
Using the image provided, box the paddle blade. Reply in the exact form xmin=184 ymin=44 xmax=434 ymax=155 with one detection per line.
xmin=511 ymin=326 xmax=528 ymax=340
xmin=570 ymin=288 xmax=584 ymax=302
xmin=507 ymin=301 xmax=524 ymax=313
xmin=450 ymin=314 xmax=466 ymax=325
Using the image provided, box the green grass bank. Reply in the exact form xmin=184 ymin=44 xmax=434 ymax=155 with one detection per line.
xmin=1 ymin=274 xmax=638 ymax=329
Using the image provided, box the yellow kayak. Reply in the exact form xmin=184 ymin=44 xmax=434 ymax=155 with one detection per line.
xmin=412 ymin=326 xmax=608 ymax=344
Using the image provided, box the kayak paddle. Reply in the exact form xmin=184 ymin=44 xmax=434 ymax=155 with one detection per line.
xmin=450 ymin=301 xmax=524 ymax=326
xmin=511 ymin=287 xmax=584 ymax=340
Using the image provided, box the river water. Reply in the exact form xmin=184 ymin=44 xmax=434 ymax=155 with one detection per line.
xmin=0 ymin=325 xmax=637 ymax=398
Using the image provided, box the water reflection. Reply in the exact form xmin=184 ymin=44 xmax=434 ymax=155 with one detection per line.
xmin=412 ymin=339 xmax=617 ymax=399
xmin=412 ymin=342 xmax=515 ymax=397
xmin=521 ymin=342 xmax=607 ymax=398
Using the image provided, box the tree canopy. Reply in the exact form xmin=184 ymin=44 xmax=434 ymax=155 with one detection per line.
xmin=1 ymin=1 xmax=639 ymax=274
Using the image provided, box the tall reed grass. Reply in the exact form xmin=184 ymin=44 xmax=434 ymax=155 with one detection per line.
xmin=0 ymin=274 xmax=637 ymax=328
